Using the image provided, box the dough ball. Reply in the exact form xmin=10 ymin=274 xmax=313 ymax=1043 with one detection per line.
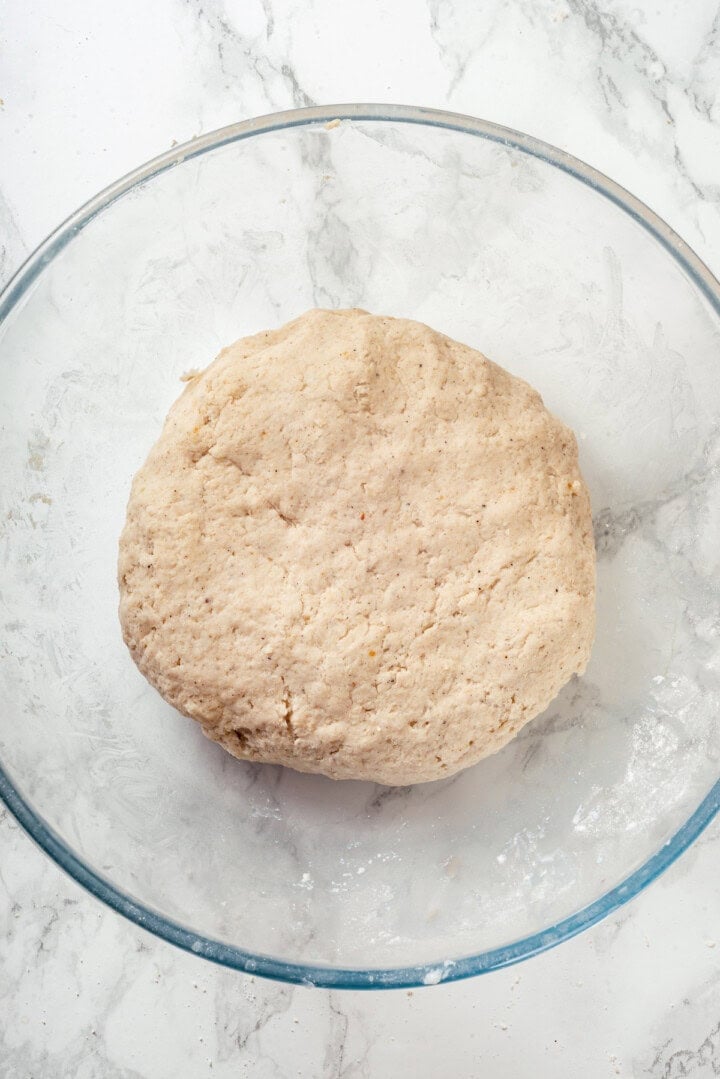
xmin=119 ymin=309 xmax=595 ymax=784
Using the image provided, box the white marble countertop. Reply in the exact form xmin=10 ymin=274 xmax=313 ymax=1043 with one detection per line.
xmin=1 ymin=1 xmax=719 ymax=1075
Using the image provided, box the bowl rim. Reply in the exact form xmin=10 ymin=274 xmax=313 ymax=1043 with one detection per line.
xmin=1 ymin=102 xmax=719 ymax=989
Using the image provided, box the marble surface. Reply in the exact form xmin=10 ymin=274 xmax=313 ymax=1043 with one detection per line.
xmin=1 ymin=0 xmax=719 ymax=1075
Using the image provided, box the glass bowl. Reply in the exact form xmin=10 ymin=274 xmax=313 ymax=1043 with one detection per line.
xmin=1 ymin=105 xmax=719 ymax=990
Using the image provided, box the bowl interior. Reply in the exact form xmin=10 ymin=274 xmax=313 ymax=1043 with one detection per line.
xmin=1 ymin=112 xmax=720 ymax=983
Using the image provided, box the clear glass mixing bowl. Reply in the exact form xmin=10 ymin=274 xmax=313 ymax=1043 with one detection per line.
xmin=1 ymin=105 xmax=719 ymax=989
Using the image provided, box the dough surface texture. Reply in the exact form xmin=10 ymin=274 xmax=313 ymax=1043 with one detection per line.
xmin=119 ymin=309 xmax=595 ymax=784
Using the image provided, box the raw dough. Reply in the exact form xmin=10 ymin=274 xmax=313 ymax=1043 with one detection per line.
xmin=119 ymin=309 xmax=595 ymax=784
